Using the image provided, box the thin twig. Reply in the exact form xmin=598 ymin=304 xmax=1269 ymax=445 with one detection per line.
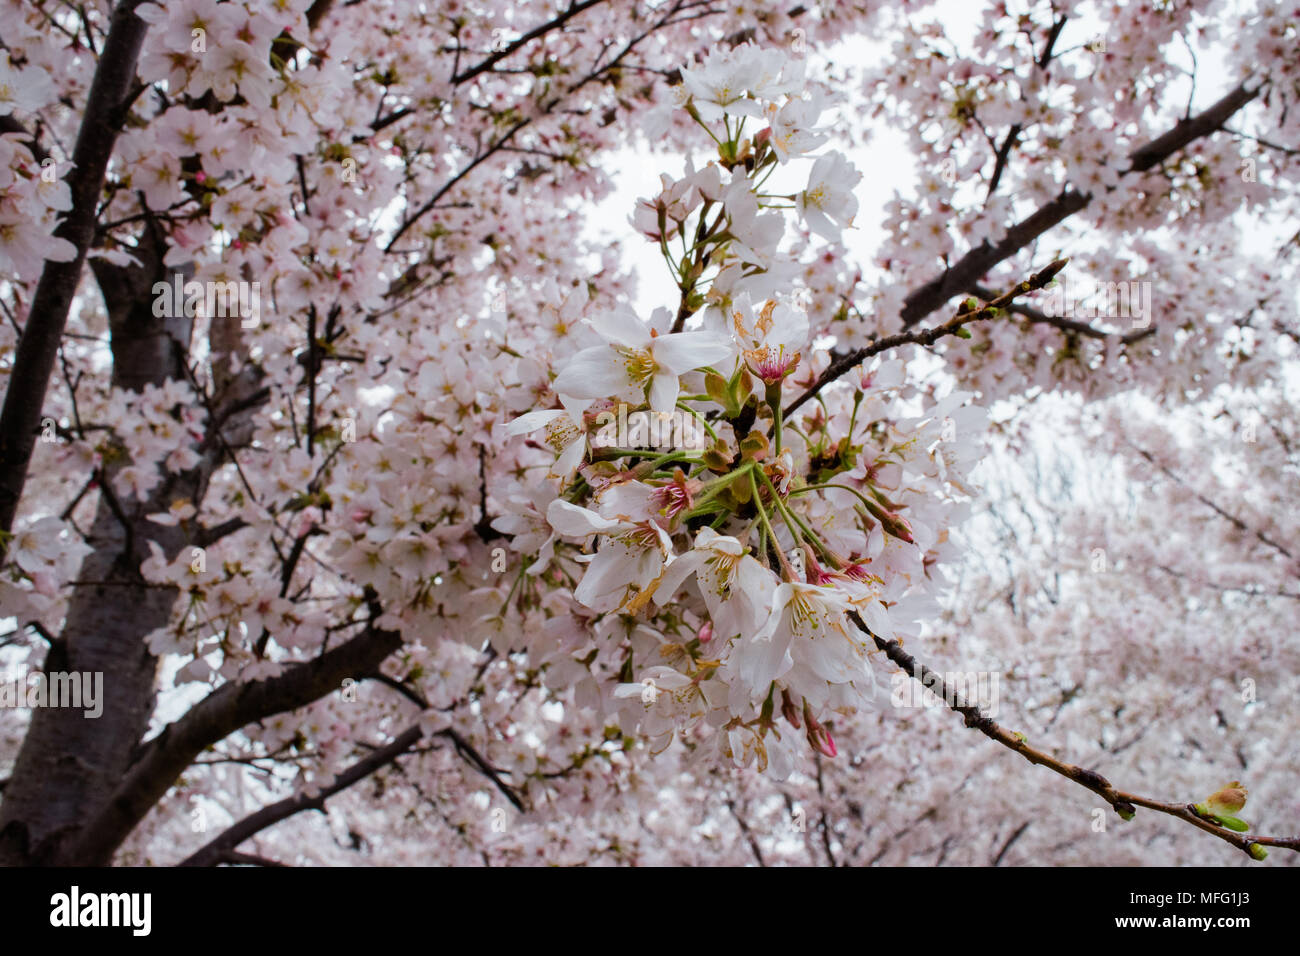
xmin=785 ymin=257 xmax=1068 ymax=418
xmin=856 ymin=612 xmax=1298 ymax=860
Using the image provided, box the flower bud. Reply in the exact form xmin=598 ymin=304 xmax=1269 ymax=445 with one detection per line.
xmin=862 ymin=495 xmax=914 ymax=544
xmin=1195 ymin=781 xmax=1251 ymax=832
xmin=803 ymin=701 xmax=837 ymax=758
xmin=1206 ymin=781 xmax=1248 ymax=816
xmin=781 ymin=688 xmax=801 ymax=728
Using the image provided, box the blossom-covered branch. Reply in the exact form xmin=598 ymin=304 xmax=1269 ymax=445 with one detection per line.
xmin=784 ymin=256 xmax=1069 ymax=418
xmin=861 ymin=617 xmax=1299 ymax=861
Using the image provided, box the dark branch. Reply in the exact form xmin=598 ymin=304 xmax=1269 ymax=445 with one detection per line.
xmin=0 ymin=0 xmax=152 ymax=556
xmin=900 ymin=81 xmax=1260 ymax=329
xmin=179 ymin=724 xmax=423 ymax=866
xmin=785 ymin=258 xmax=1067 ymax=418
xmin=855 ymin=613 xmax=1298 ymax=860
xmin=71 ymin=611 xmax=403 ymax=864
xmin=449 ymin=0 xmax=608 ymax=86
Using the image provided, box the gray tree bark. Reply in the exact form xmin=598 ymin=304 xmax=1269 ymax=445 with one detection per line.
xmin=0 ymin=225 xmax=201 ymax=865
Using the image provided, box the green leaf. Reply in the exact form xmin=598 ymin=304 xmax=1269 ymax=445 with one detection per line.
xmin=704 ymin=372 xmax=730 ymax=408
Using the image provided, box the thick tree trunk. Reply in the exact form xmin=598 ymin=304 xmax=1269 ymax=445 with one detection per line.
xmin=0 ymin=491 xmax=184 ymax=864
xmin=0 ymin=235 xmax=200 ymax=865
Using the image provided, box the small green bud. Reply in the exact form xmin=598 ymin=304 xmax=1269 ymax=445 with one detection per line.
xmin=738 ymin=430 xmax=769 ymax=462
xmin=704 ymin=372 xmax=730 ymax=407
xmin=702 ymin=447 xmax=732 ymax=474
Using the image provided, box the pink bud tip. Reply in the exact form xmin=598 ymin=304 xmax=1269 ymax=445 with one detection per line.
xmin=820 ymin=732 xmax=837 ymax=758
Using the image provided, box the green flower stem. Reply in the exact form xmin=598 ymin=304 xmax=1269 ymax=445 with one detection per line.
xmin=562 ymin=475 xmax=590 ymax=502
xmin=683 ymin=462 xmax=753 ymax=518
xmin=689 ymin=105 xmax=724 ymax=147
xmin=756 ymin=467 xmax=838 ymax=568
xmin=497 ymin=558 xmax=531 ymax=616
xmin=766 ymin=382 xmax=784 ymax=457
xmin=676 ymin=401 xmax=720 ymax=443
xmin=782 ymin=422 xmax=812 ymax=446
xmin=660 ymin=233 xmax=683 ymax=282
xmin=754 ymin=466 xmax=804 ymax=546
xmin=790 ymin=481 xmax=880 ymax=516
xmin=753 ymin=157 xmax=779 ymax=191
xmin=590 ymin=446 xmax=698 ymax=464
xmin=749 ymin=470 xmax=796 ymax=580
xmin=847 ymin=390 xmax=864 ymax=440
xmin=645 ymin=449 xmax=700 ymax=471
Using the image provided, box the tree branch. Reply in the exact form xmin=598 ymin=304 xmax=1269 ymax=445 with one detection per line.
xmin=991 ymin=820 xmax=1031 ymax=865
xmin=985 ymin=16 xmax=1067 ymax=201
xmin=726 ymin=799 xmax=767 ymax=866
xmin=383 ymin=117 xmax=531 ymax=252
xmin=178 ymin=724 xmax=423 ymax=866
xmin=449 ymin=0 xmax=608 ymax=86
xmin=899 ymin=81 xmax=1261 ymax=329
xmin=385 ymin=0 xmax=715 ymax=253
xmin=1126 ymin=444 xmax=1293 ymax=560
xmin=785 ymin=257 xmax=1067 ymax=419
xmin=364 ymin=672 xmax=525 ymax=811
xmin=0 ymin=0 xmax=152 ymax=556
xmin=69 ymin=610 xmax=404 ymax=864
xmin=967 ymin=282 xmax=1157 ymax=344
xmin=856 ymin=613 xmax=1298 ymax=860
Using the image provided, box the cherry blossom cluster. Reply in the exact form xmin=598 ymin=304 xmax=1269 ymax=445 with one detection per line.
xmin=0 ymin=53 xmax=73 ymax=277
xmin=500 ymin=44 xmax=986 ymax=778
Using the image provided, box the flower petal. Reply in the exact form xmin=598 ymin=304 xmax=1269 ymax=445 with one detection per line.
xmin=651 ymin=331 xmax=735 ymax=375
xmin=546 ymin=499 xmax=625 ymax=537
xmin=504 ymin=409 xmax=564 ymax=436
xmin=552 ymin=346 xmax=635 ymax=399
xmin=590 ymin=308 xmax=650 ymax=347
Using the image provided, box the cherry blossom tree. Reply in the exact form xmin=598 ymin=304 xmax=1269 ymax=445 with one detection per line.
xmin=0 ymin=0 xmax=1296 ymax=866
